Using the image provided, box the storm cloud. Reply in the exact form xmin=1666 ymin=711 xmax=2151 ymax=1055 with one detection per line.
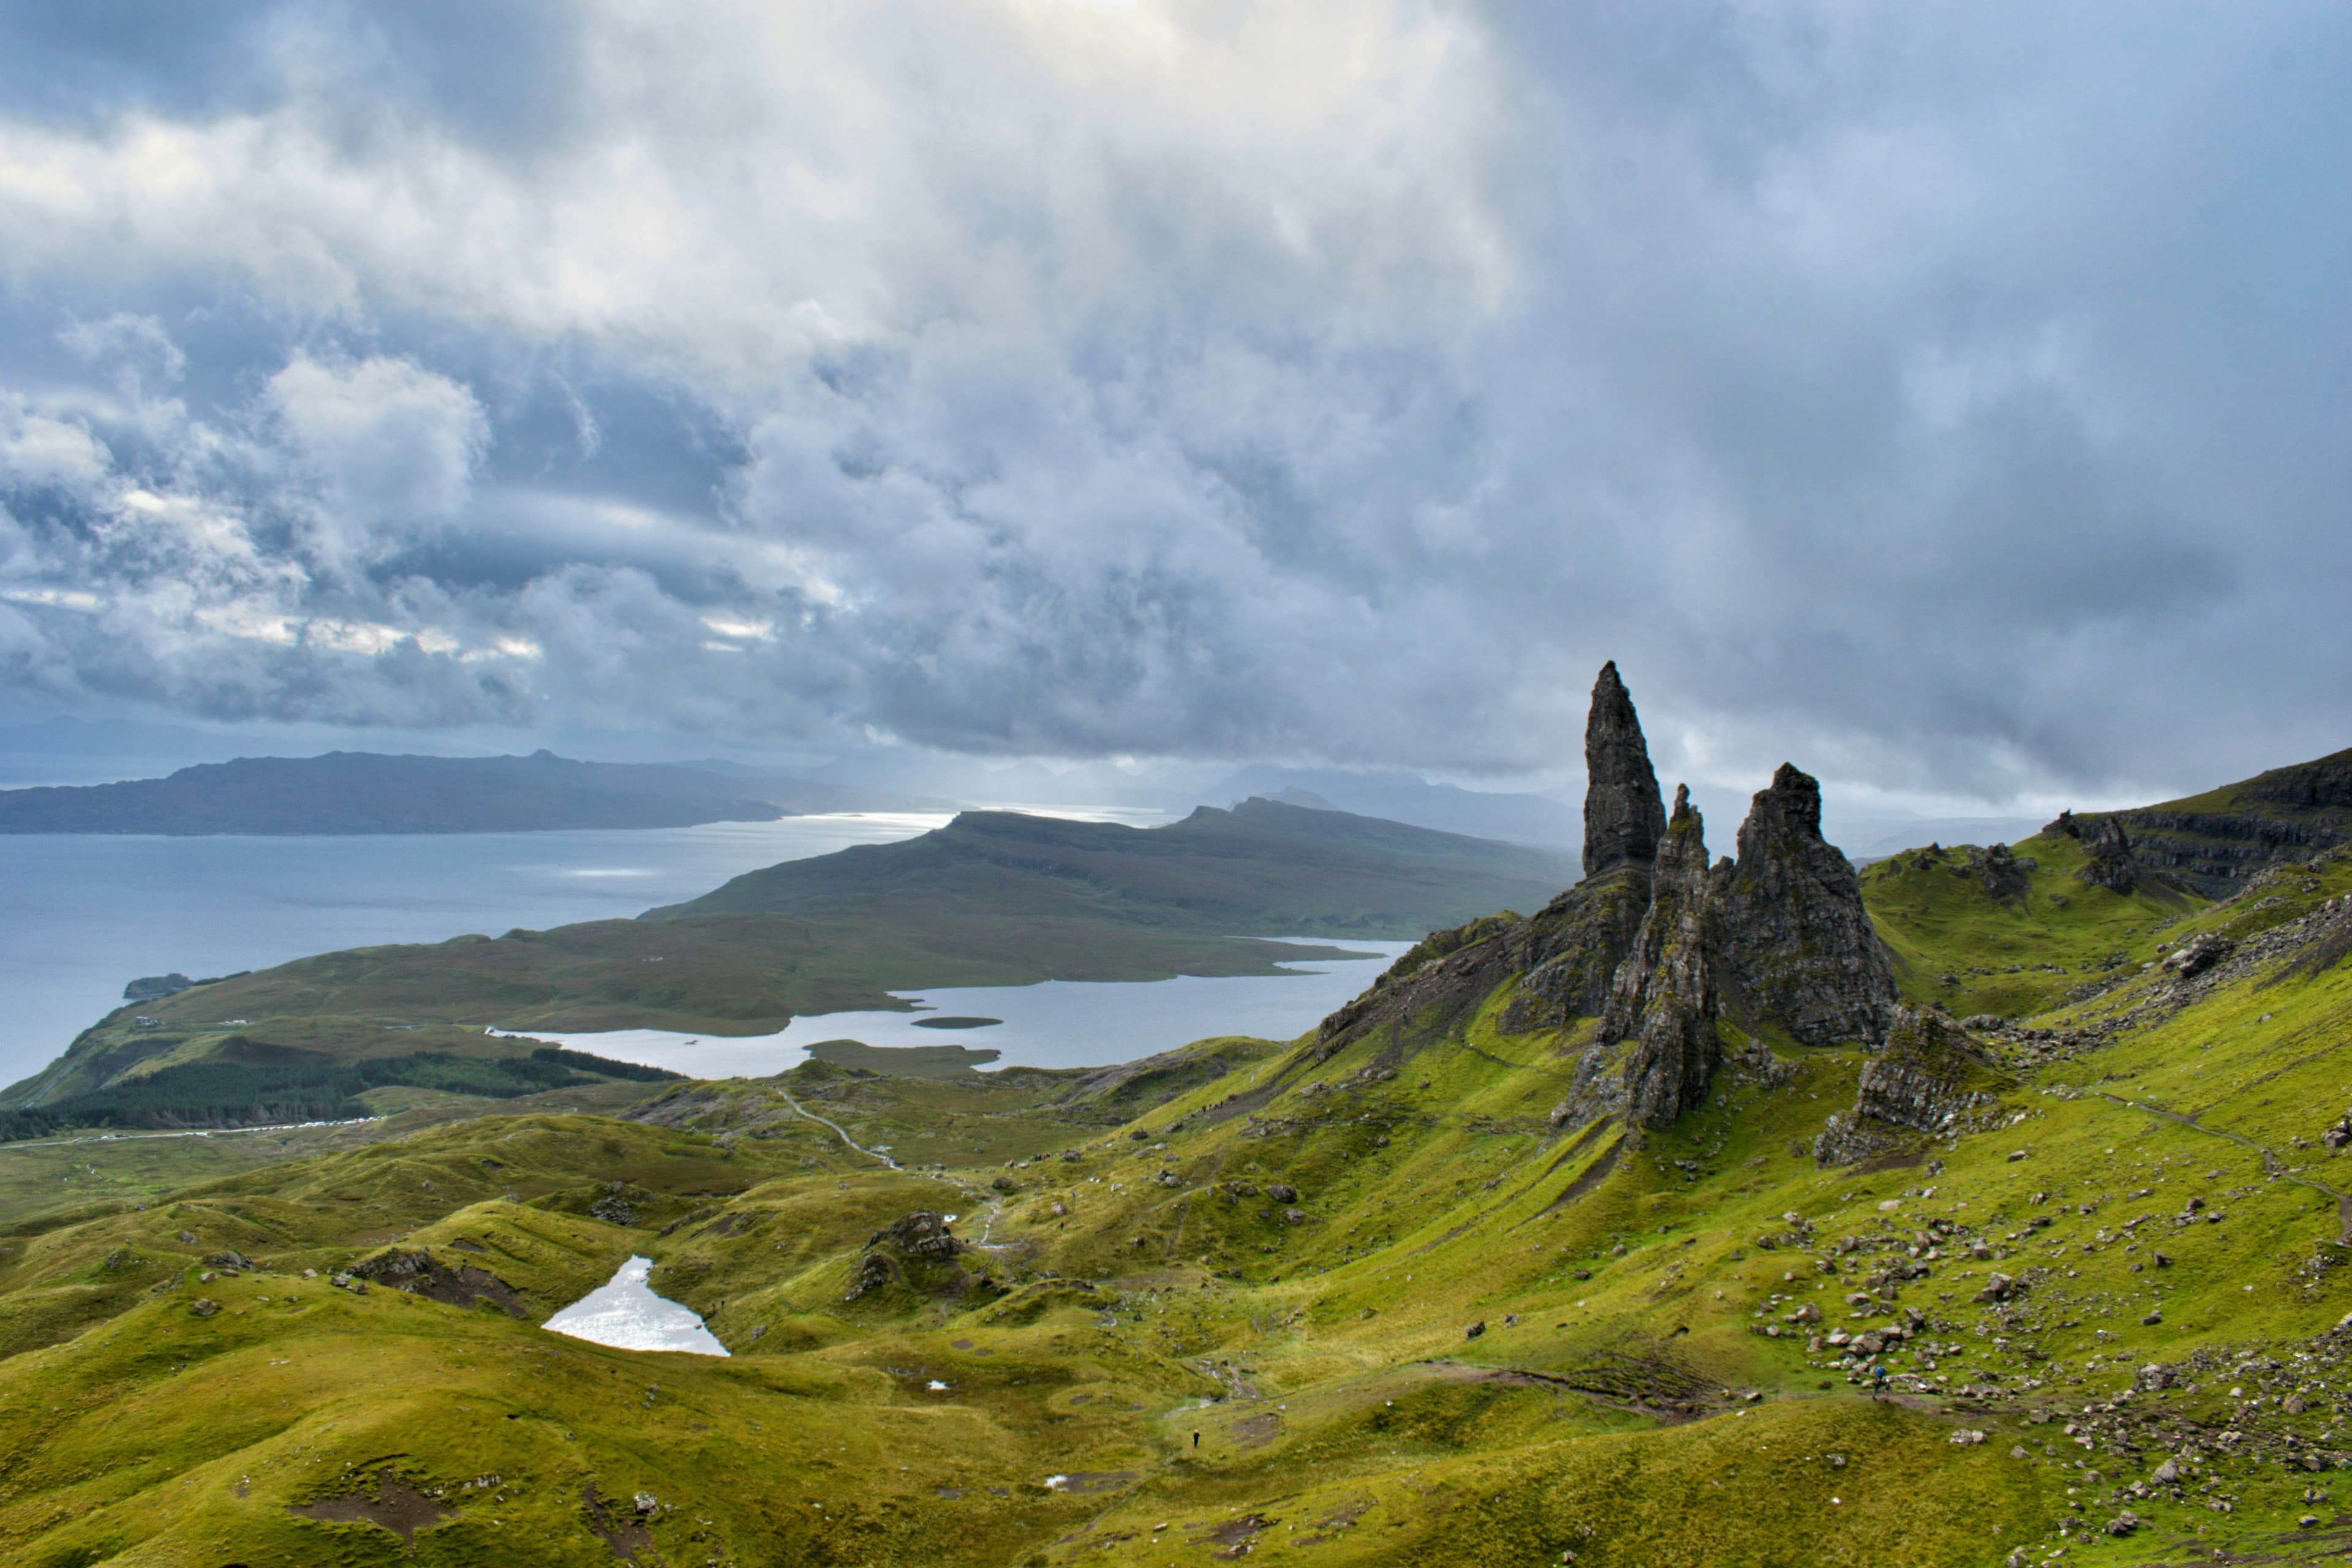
xmin=0 ymin=1 xmax=2343 ymax=811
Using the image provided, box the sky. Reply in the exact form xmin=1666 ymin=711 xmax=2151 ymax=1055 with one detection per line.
xmin=0 ymin=1 xmax=2345 ymax=822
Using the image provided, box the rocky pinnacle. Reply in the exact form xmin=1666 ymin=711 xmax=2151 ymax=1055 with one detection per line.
xmin=1583 ymin=661 xmax=1667 ymax=880
xmin=1713 ymin=763 xmax=1898 ymax=1048
xmin=1591 ymin=785 xmax=1721 ymax=1128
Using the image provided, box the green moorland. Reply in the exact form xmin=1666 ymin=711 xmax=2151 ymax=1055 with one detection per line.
xmin=0 ymin=843 xmax=2348 ymax=1564
xmin=1860 ymin=827 xmax=2204 ymax=1018
xmin=2 ymin=799 xmax=1561 ymax=1133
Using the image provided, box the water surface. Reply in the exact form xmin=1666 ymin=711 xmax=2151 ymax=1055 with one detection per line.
xmin=543 ymin=1255 xmax=728 ymax=1355
xmin=0 ymin=814 xmax=949 ymax=1085
xmin=522 ymin=938 xmax=1415 ymax=1077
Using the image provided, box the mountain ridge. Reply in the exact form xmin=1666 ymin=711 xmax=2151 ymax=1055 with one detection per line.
xmin=0 ymin=748 xmax=935 ymax=835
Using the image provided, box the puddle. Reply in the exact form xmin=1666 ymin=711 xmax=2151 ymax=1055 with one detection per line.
xmin=543 ymin=1256 xmax=729 ymax=1355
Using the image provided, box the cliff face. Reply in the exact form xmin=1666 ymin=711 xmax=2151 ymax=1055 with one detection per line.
xmin=1713 ymin=764 xmax=1899 ymax=1049
xmin=1581 ymin=661 xmax=1667 ymax=879
xmin=2057 ymin=748 xmax=2352 ymax=898
xmin=1587 ymin=787 xmax=1721 ymax=1128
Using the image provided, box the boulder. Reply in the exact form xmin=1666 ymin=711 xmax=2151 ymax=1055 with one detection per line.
xmin=1975 ymin=1272 xmax=2022 ymax=1303
xmin=2163 ymin=935 xmax=2233 ymax=978
xmin=1815 ymin=1008 xmax=2009 ymax=1167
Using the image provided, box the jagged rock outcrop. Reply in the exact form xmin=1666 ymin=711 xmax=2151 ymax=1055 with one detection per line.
xmin=844 ymin=1211 xmax=974 ymax=1302
xmin=1713 ymin=764 xmax=1898 ymax=1048
xmin=1316 ymin=667 xmax=1893 ymax=1139
xmin=2048 ymin=810 xmax=2136 ymax=893
xmin=1575 ymin=788 xmax=1720 ymax=1129
xmin=1312 ymin=668 xmax=1667 ymax=1059
xmin=1582 ymin=662 xmax=1667 ymax=879
xmin=348 ymin=1248 xmax=529 ymax=1315
xmin=1814 ymin=1006 xmax=2009 ymax=1166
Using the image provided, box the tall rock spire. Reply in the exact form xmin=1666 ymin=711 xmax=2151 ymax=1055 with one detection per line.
xmin=1582 ymin=661 xmax=1667 ymax=880
xmin=1589 ymin=785 xmax=1721 ymax=1128
xmin=1713 ymin=763 xmax=1898 ymax=1047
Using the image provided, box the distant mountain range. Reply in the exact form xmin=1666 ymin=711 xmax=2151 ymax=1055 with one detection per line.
xmin=0 ymin=750 xmax=938 ymax=835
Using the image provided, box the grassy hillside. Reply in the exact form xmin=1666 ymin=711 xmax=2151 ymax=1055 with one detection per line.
xmin=0 ymin=848 xmax=2346 ymax=1564
xmin=652 ymin=798 xmax=1582 ymax=932
xmin=1860 ymin=828 xmax=2204 ymax=1017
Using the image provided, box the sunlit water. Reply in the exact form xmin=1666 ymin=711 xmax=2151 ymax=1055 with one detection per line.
xmin=543 ymin=1255 xmax=728 ymax=1355
xmin=0 ymin=814 xmax=951 ymax=1086
xmin=518 ymin=938 xmax=1415 ymax=1078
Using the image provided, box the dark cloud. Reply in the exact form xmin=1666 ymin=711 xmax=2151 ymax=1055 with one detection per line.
xmin=0 ymin=1 xmax=2344 ymax=817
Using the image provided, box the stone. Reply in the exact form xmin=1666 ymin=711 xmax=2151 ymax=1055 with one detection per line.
xmin=844 ymin=1253 xmax=898 ymax=1300
xmin=2151 ymin=1458 xmax=2179 ymax=1485
xmin=2162 ymin=935 xmax=2233 ymax=978
xmin=1266 ymin=1185 xmax=1298 ymax=1204
xmin=589 ymin=1196 xmax=635 ymax=1226
xmin=1817 ymin=1008 xmax=2008 ymax=1170
xmin=1464 ymin=1321 xmax=1486 ymax=1340
xmin=1975 ymin=1272 xmax=2021 ymax=1303
xmin=189 ymin=1298 xmax=219 ymax=1317
xmin=1581 ymin=662 xmax=1667 ymax=879
xmin=1714 ymin=764 xmax=1898 ymax=1049
xmin=1580 ymin=786 xmax=1720 ymax=1129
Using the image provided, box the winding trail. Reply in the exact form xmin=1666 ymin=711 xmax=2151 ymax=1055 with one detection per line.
xmin=2078 ymin=1087 xmax=2350 ymax=1242
xmin=773 ymin=1085 xmax=900 ymax=1170
xmin=769 ymin=1086 xmax=1012 ymax=1248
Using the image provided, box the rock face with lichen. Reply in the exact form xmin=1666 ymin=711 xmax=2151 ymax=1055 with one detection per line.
xmin=1580 ymin=787 xmax=1721 ymax=1128
xmin=1712 ymin=764 xmax=1899 ymax=1049
xmin=1495 ymin=868 xmax=1655 ymax=1033
xmin=1814 ymin=1006 xmax=2010 ymax=1165
xmin=1582 ymin=660 xmax=1667 ymax=880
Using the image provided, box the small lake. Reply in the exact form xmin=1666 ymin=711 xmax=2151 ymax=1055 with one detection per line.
xmin=519 ymin=937 xmax=1415 ymax=1077
xmin=543 ymin=1255 xmax=729 ymax=1355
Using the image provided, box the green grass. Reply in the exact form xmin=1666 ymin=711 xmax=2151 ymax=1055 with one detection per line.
xmin=0 ymin=850 xmax=2348 ymax=1564
xmin=1860 ymin=829 xmax=2203 ymax=1017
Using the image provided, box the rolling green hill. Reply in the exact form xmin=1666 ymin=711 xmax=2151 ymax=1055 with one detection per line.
xmin=652 ymin=797 xmax=1582 ymax=932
